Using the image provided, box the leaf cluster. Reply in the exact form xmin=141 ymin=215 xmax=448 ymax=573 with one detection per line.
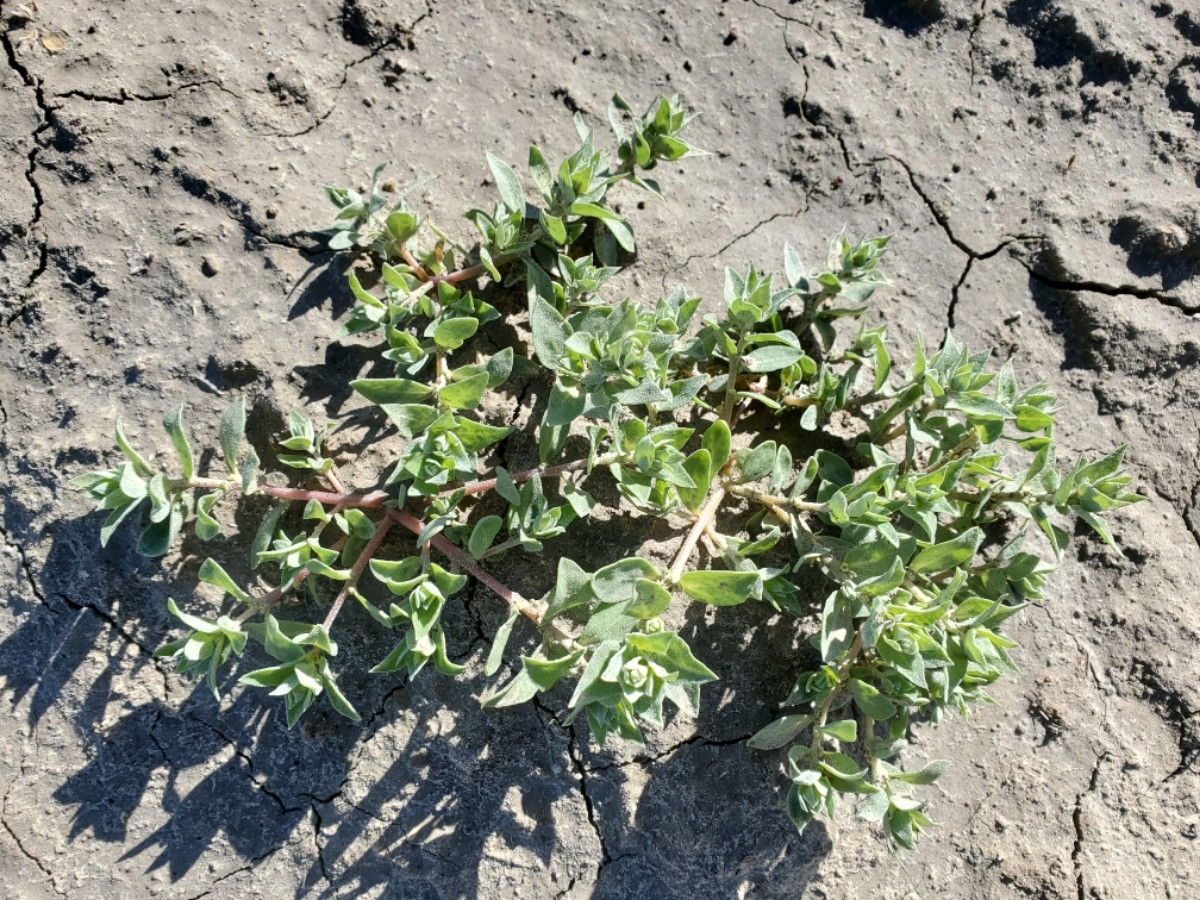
xmin=71 ymin=95 xmax=1141 ymax=853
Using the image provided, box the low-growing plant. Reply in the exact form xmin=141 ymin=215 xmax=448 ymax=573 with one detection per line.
xmin=72 ymin=94 xmax=1140 ymax=851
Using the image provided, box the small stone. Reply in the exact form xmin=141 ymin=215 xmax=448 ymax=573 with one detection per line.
xmin=201 ymin=255 xmax=220 ymax=277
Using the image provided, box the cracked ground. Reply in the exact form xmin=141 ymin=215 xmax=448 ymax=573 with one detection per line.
xmin=2 ymin=0 xmax=1199 ymax=897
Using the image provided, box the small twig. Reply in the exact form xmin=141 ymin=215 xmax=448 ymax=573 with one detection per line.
xmin=667 ymin=487 xmax=726 ymax=585
xmin=398 ymin=247 xmax=431 ymax=282
xmin=385 ymin=507 xmax=575 ymax=645
xmin=181 ymin=477 xmax=390 ymax=509
xmin=322 ymin=515 xmax=396 ymax=629
xmin=442 ymin=453 xmax=619 ymax=498
xmin=324 ymin=467 xmax=347 ymax=494
xmin=263 ymin=485 xmax=389 ymax=507
xmin=810 ymin=632 xmax=863 ymax=753
xmin=237 ymin=568 xmax=312 ymax=622
xmin=725 ymin=482 xmax=826 ymax=514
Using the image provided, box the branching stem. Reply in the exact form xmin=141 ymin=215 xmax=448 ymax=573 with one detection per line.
xmin=321 ymin=515 xmax=396 ymax=630
xmin=237 ymin=568 xmax=311 ymax=622
xmin=667 ymin=486 xmax=726 ymax=585
xmin=384 ymin=507 xmax=576 ymax=646
xmin=443 ymin=453 xmax=620 ymax=497
xmin=725 ymin=482 xmax=826 ymax=513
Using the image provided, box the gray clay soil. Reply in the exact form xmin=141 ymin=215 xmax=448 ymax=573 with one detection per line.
xmin=2 ymin=0 xmax=1199 ymax=897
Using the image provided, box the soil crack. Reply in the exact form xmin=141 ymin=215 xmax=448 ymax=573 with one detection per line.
xmin=567 ymin=724 xmax=612 ymax=884
xmin=1 ymin=2 xmax=52 ymax=327
xmin=746 ymin=0 xmax=816 ymax=30
xmin=185 ymin=839 xmax=293 ymax=900
xmin=180 ymin=714 xmax=307 ymax=815
xmin=583 ymin=730 xmax=752 ymax=774
xmin=51 ymin=80 xmax=241 ymax=105
xmin=967 ymin=0 xmax=988 ymax=90
xmin=1071 ymin=752 xmax=1107 ymax=900
xmin=1023 ymin=265 xmax=1196 ymax=314
xmin=1130 ymin=659 xmax=1199 ymax=782
xmin=1 ymin=781 xmax=63 ymax=894
xmin=274 ymin=1 xmax=433 ymax=140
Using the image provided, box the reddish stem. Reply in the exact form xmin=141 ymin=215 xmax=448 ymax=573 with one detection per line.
xmin=258 ymin=485 xmax=390 ymax=508
xmin=442 ymin=263 xmax=487 ymax=285
xmin=398 ymin=247 xmax=430 ymax=282
xmin=442 ymin=453 xmax=618 ymax=498
xmin=260 ymin=568 xmax=310 ymax=607
xmin=385 ymin=507 xmax=564 ymax=638
xmin=321 ymin=515 xmax=396 ymax=629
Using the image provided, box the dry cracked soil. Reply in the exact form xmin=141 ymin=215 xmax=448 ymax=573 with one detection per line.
xmin=1 ymin=0 xmax=1199 ymax=898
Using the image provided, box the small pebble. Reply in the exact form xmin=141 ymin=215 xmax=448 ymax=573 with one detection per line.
xmin=201 ymin=255 xmax=220 ymax=277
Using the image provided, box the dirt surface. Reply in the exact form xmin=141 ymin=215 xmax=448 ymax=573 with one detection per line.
xmin=1 ymin=0 xmax=1198 ymax=897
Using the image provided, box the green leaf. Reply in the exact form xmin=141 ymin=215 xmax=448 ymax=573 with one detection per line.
xmin=743 ymin=345 xmax=804 ymax=373
xmin=748 ymin=714 xmax=814 ymax=750
xmin=579 ymin=603 xmax=638 ymax=645
xmin=115 ymin=419 xmax=154 ymax=477
xmin=198 ymin=558 xmax=251 ymax=602
xmin=678 ymin=570 xmax=760 ymax=606
xmin=891 ymin=759 xmax=949 ymax=785
xmin=251 ymin=503 xmax=288 ymax=569
xmin=544 ymin=557 xmax=594 ymax=619
xmin=165 ymin=597 xmax=221 ymax=634
xmin=352 ymin=378 xmax=434 ymax=405
xmin=738 ymin=441 xmax=777 ymax=484
xmin=238 ymin=665 xmax=295 ymax=689
xmin=602 ymin=216 xmax=635 ymax=253
xmin=877 ymin=635 xmax=926 ymax=688
xmin=820 ymin=719 xmax=858 ymax=743
xmin=219 ymin=397 xmax=246 ymax=475
xmin=541 ymin=210 xmax=566 ymax=244
xmin=494 ymin=467 xmax=520 ymax=505
xmin=478 ymin=244 xmax=501 ymax=282
xmin=241 ymin=445 xmax=260 ymax=495
xmin=386 ymin=211 xmax=419 ymax=244
xmin=624 ymin=631 xmax=718 ymax=682
xmin=626 ymin=578 xmax=671 ymax=618
xmin=438 ymin=372 xmax=489 ymax=410
xmin=381 ymin=403 xmax=438 ymax=438
xmin=262 ymin=615 xmax=306 ymax=663
xmin=484 ymin=347 xmax=514 ymax=387
xmin=568 ymin=201 xmax=620 ymax=222
xmin=481 ymin=668 xmax=540 ymax=708
xmin=857 ymin=789 xmax=890 ymax=823
xmin=433 ymin=317 xmax=479 ymax=350
xmin=530 ymin=295 xmax=566 ymax=369
xmin=545 ymin=381 xmax=585 ymax=428
xmin=485 ymin=609 xmax=520 ymax=677
xmin=783 ymin=243 xmax=806 ymax=286
xmin=676 ymin=449 xmax=712 ymax=513
xmin=528 ymin=145 xmax=553 ymax=200
xmin=321 ymin=665 xmax=361 ymax=722
xmin=849 ymin=678 xmax=897 ymax=719
xmin=486 ymin=151 xmax=524 ymax=213
xmin=592 ymin=557 xmax=659 ymax=604
xmin=523 ymin=649 xmax=586 ymax=689
xmin=138 ymin=505 xmax=182 ymax=557
xmin=562 ymin=483 xmax=595 ymax=518
xmin=469 ymin=515 xmax=504 ymax=560
xmin=195 ymin=491 xmax=222 ymax=541
xmin=453 ymin=417 xmax=512 ymax=453
xmin=162 ymin=404 xmax=194 ymax=480
xmin=909 ymin=527 xmax=983 ymax=574
xmin=432 ymin=628 xmax=466 ymax=675
xmin=701 ymin=419 xmax=731 ymax=472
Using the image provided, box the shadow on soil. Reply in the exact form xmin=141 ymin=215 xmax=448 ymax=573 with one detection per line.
xmin=1 ymin=490 xmax=830 ymax=896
